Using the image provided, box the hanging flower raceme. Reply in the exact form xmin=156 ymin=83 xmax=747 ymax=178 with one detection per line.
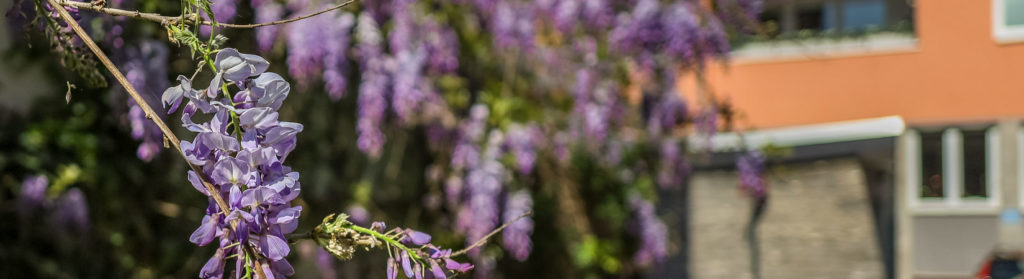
xmin=737 ymin=150 xmax=767 ymax=198
xmin=355 ymin=12 xmax=389 ymax=158
xmin=502 ymin=189 xmax=533 ymax=261
xmin=629 ymin=194 xmax=668 ymax=267
xmin=252 ymin=0 xmax=285 ymax=53
xmin=162 ymin=48 xmax=304 ymax=279
xmin=285 ymin=0 xmax=355 ymax=98
xmin=657 ymin=139 xmax=690 ymax=189
xmin=457 ymin=130 xmax=505 ymax=255
xmin=117 ymin=40 xmax=169 ymax=162
xmin=18 ymin=175 xmax=49 ymax=216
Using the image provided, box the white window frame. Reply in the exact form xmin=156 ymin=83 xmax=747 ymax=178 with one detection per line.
xmin=905 ymin=127 xmax=1000 ymax=213
xmin=1018 ymin=129 xmax=1024 ymax=210
xmin=993 ymin=0 xmax=1024 ymax=43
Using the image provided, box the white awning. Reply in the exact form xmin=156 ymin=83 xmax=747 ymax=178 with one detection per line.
xmin=690 ymin=116 xmax=906 ymax=152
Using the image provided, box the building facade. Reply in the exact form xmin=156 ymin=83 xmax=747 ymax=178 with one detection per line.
xmin=688 ymin=0 xmax=1024 ymax=278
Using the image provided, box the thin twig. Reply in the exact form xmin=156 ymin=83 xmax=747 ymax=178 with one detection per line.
xmin=56 ymin=0 xmax=357 ymax=28
xmin=215 ymin=0 xmax=357 ymax=28
xmin=451 ymin=211 xmax=533 ymax=257
xmin=45 ymin=1 xmax=266 ymax=277
xmin=189 ymin=60 xmax=205 ymax=80
xmin=57 ymin=0 xmax=180 ymax=25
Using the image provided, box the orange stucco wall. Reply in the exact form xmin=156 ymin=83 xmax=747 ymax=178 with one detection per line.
xmin=697 ymin=0 xmax=1024 ymax=129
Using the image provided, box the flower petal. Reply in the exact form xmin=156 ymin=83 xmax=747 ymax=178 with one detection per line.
xmin=187 ymin=170 xmax=209 ymax=195
xmin=403 ymin=229 xmax=432 ymax=246
xmin=239 ymin=107 xmax=279 ymax=130
xmin=199 ymin=248 xmax=226 ymax=279
xmin=189 ymin=215 xmax=218 ymax=246
xmin=260 ymin=234 xmax=290 ymax=261
xmin=252 ymin=72 xmax=290 ymax=110
xmin=430 ymin=260 xmax=446 ymax=279
xmin=401 ymin=250 xmax=414 ymax=278
xmin=387 ymin=258 xmax=398 ymax=279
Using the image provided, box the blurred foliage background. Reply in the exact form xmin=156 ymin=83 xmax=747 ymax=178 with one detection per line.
xmin=0 ymin=0 xmax=762 ymax=277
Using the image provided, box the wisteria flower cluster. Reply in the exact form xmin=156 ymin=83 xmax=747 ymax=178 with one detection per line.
xmin=446 ymin=111 xmax=537 ymax=276
xmin=737 ymin=150 xmax=767 ymax=198
xmin=116 ymin=40 xmax=170 ymax=162
xmin=313 ymin=214 xmax=474 ymax=279
xmin=629 ymin=194 xmax=668 ymax=267
xmin=17 ymin=175 xmax=90 ymax=232
xmin=162 ymin=48 xmax=304 ymax=278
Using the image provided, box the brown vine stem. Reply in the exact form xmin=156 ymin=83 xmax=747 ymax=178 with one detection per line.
xmin=56 ymin=0 xmax=357 ymax=28
xmin=451 ymin=210 xmax=533 ymax=257
xmin=45 ymin=0 xmax=267 ymax=277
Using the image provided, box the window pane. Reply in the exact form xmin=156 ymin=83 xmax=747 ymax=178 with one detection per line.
xmin=1007 ymin=0 xmax=1024 ymax=26
xmin=797 ymin=5 xmax=826 ymax=31
xmin=962 ymin=130 xmax=988 ymax=198
xmin=842 ymin=0 xmax=886 ymax=31
xmin=760 ymin=8 xmax=783 ymax=37
xmin=920 ymin=131 xmax=944 ymax=198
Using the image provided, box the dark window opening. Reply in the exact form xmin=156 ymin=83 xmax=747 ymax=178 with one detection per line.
xmin=796 ymin=6 xmax=825 ymax=31
xmin=962 ymin=129 xmax=988 ymax=198
xmin=920 ymin=131 xmax=944 ymax=198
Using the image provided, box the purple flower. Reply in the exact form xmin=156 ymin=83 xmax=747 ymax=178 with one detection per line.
xmin=198 ymin=0 xmax=239 ymax=36
xmin=444 ymin=258 xmax=474 ymax=273
xmin=504 ymin=123 xmax=543 ymax=175
xmin=389 ymin=0 xmax=415 ymax=54
xmin=190 ymin=215 xmax=220 ymax=246
xmin=346 ymin=205 xmax=370 ymax=225
xmin=553 ymin=0 xmax=579 ymax=33
xmin=163 ymin=49 xmax=303 ymax=278
xmin=402 ymin=229 xmax=433 ymax=246
xmin=699 ymin=16 xmax=731 ymax=63
xmin=581 ymin=0 xmax=613 ymax=29
xmin=18 ymin=175 xmax=48 ymax=215
xmin=663 ymin=3 xmax=700 ymax=63
xmin=253 ymin=1 xmax=284 ymax=52
xmin=200 ymin=248 xmax=226 ymax=279
xmin=390 ymin=47 xmax=427 ymax=122
xmin=324 ymin=12 xmax=356 ymax=99
xmin=647 ymin=89 xmax=688 ymax=137
xmin=286 ymin=2 xmax=355 ymax=95
xmin=367 ymin=221 xmax=475 ymax=279
xmin=355 ymin=13 xmax=389 ymax=157
xmin=212 ymin=0 xmax=238 ymax=24
xmin=630 ymin=194 xmax=667 ymax=267
xmin=696 ymin=101 xmax=719 ymax=145
xmin=118 ymin=40 xmax=168 ymax=161
xmin=451 ymin=105 xmax=489 ymax=170
xmin=657 ymin=139 xmax=690 ymax=189
xmin=214 ymin=48 xmax=269 ymax=83
xmin=422 ymin=20 xmax=459 ymax=73
xmin=491 ymin=1 xmax=535 ymax=51
xmin=737 ymin=150 xmax=767 ymax=198
xmin=457 ymin=130 xmax=505 ymax=256
xmin=55 ymin=188 xmax=89 ymax=232
xmin=502 ymin=190 xmax=533 ymax=261
xmin=316 ymin=249 xmax=338 ymax=279
xmin=580 ymin=82 xmax=617 ymax=144
xmin=609 ymin=0 xmax=662 ymax=54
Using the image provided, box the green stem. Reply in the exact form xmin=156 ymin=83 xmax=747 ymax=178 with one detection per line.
xmin=243 ymin=251 xmax=252 ymax=279
xmin=348 ymin=224 xmax=423 ymax=262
